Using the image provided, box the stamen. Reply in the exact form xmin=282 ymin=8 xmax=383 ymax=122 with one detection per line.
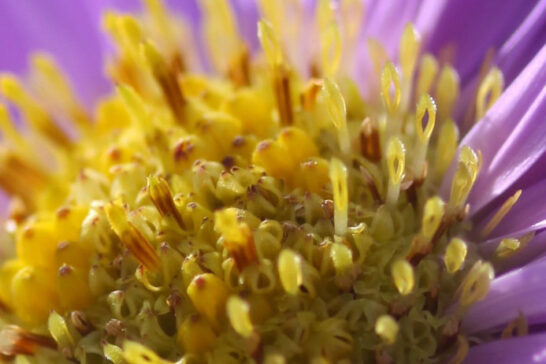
xmin=481 ymin=189 xmax=522 ymax=238
xmin=323 ymin=78 xmax=350 ymax=154
xmin=375 ymin=315 xmax=399 ymax=345
xmin=48 ymin=311 xmax=74 ymax=348
xmin=414 ymin=93 xmax=437 ymax=176
xmin=447 ymin=335 xmax=469 ymax=364
xmin=147 ymin=175 xmax=184 ymax=228
xmin=0 ymin=326 xmax=57 ymax=357
xmin=494 ymin=234 xmax=533 ymax=260
xmin=227 ymin=295 xmax=254 ymax=338
xmin=399 ymin=23 xmax=421 ymax=110
xmin=449 ymin=146 xmax=479 ymax=209
xmin=458 ymin=260 xmax=494 ymax=307
xmin=421 ymin=196 xmax=444 ymax=240
xmin=380 ymin=62 xmax=401 ymax=114
xmin=214 ymin=208 xmax=257 ymax=271
xmin=319 ymin=22 xmax=342 ymax=77
xmin=329 ymin=158 xmax=349 ymax=236
xmin=30 ymin=53 xmax=90 ymax=131
xmin=0 ymin=74 xmax=71 ymax=148
xmin=501 ymin=312 xmax=528 ymax=339
xmin=444 ymin=238 xmax=467 ymax=274
xmin=359 ymin=117 xmax=381 ymax=162
xmin=178 ymin=314 xmax=217 ymax=354
xmin=258 ymin=20 xmax=293 ymax=126
xmin=122 ymin=341 xmax=169 ymax=364
xmin=330 ymin=242 xmax=353 ymax=274
xmin=367 ymin=38 xmax=388 ymax=74
xmin=200 ymin=0 xmax=242 ymax=74
xmin=0 ymin=148 xmax=48 ymax=207
xmin=416 ymin=54 xmax=438 ymax=99
xmin=142 ymin=42 xmax=186 ymax=121
xmin=391 ymin=259 xmax=414 ymax=295
xmin=0 ymin=104 xmax=30 ymax=156
xmin=104 ymin=202 xmax=160 ymax=271
xmin=278 ymin=249 xmax=303 ymax=295
xmin=187 ymin=273 xmax=231 ymax=329
xmin=435 ymin=65 xmax=459 ymax=121
xmin=386 ymin=137 xmax=405 ymax=206
xmin=301 ymin=79 xmax=323 ymax=111
xmin=475 ymin=67 xmax=504 ymax=121
xmin=433 ymin=120 xmax=459 ymax=181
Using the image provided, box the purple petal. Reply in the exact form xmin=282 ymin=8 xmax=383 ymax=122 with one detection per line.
xmin=0 ymin=0 xmax=109 ymax=109
xmin=440 ymin=44 xmax=546 ymax=215
xmin=464 ymin=334 xmax=546 ymax=364
xmin=462 ymin=258 xmax=546 ymax=335
xmin=421 ymin=0 xmax=536 ymax=85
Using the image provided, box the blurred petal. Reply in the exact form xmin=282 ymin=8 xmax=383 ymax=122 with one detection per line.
xmin=420 ymin=0 xmax=536 ymax=85
xmin=0 ymin=0 xmax=109 ymax=109
xmin=441 ymin=44 xmax=546 ymax=215
xmin=464 ymin=333 xmax=546 ymax=364
xmin=462 ymin=258 xmax=546 ymax=334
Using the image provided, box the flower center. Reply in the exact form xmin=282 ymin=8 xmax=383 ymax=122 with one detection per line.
xmin=0 ymin=0 xmax=518 ymax=363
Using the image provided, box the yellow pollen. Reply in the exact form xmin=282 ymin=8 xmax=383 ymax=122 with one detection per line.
xmin=458 ymin=260 xmax=494 ymax=307
xmin=319 ymin=22 xmax=342 ymax=77
xmin=227 ymin=295 xmax=254 ymax=338
xmin=494 ymin=232 xmax=534 ymax=259
xmin=421 ymin=196 xmax=444 ymax=239
xmin=501 ymin=312 xmax=528 ymax=339
xmin=391 ymin=259 xmax=414 ymax=295
xmin=330 ymin=242 xmax=353 ymax=274
xmin=481 ymin=189 xmax=522 ymax=238
xmin=449 ymin=146 xmax=479 ymax=209
xmin=434 ymin=120 xmax=459 ymax=180
xmin=375 ymin=315 xmax=399 ymax=345
xmin=367 ymin=38 xmax=389 ymax=74
xmin=278 ymin=249 xmax=303 ymax=295
xmin=444 ymin=238 xmax=467 ymax=274
xmin=258 ymin=20 xmax=283 ymax=67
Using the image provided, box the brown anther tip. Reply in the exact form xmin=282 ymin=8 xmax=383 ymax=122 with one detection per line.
xmin=359 ymin=118 xmax=381 ymax=162
xmin=57 ymin=241 xmax=70 ymax=251
xmin=256 ymin=140 xmax=271 ymax=151
xmin=58 ymin=265 xmax=73 ymax=276
xmin=173 ymin=139 xmax=194 ymax=161
xmin=194 ymin=276 xmax=206 ymax=289
xmin=71 ymin=311 xmax=94 ymax=335
xmin=56 ymin=207 xmax=71 ymax=219
xmin=104 ymin=319 xmax=126 ymax=337
xmin=232 ymin=136 xmax=245 ymax=147
xmin=221 ymin=156 xmax=235 ymax=168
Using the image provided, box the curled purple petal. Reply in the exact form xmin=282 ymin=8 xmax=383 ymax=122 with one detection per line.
xmin=462 ymin=258 xmax=546 ymax=335
xmin=464 ymin=333 xmax=546 ymax=364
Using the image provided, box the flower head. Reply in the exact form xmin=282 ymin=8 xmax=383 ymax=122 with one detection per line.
xmin=0 ymin=0 xmax=544 ymax=363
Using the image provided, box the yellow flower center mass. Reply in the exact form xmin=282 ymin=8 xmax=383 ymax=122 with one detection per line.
xmin=0 ymin=0 xmax=515 ymax=363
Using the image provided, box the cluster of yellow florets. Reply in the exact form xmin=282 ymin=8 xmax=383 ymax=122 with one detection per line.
xmin=0 ymin=0 xmax=514 ymax=363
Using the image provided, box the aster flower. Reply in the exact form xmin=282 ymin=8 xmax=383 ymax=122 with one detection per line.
xmin=0 ymin=1 xmax=544 ymax=363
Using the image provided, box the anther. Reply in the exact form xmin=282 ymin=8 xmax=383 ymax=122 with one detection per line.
xmin=433 ymin=120 xmax=459 ymax=181
xmin=147 ymin=175 xmax=184 ymax=229
xmin=375 ymin=315 xmax=399 ymax=345
xmin=386 ymin=137 xmax=405 ymax=206
xmin=329 ymin=158 xmax=349 ymax=236
xmin=436 ymin=65 xmax=459 ymax=121
xmin=104 ymin=202 xmax=160 ymax=271
xmin=359 ymin=117 xmax=381 ymax=162
xmin=381 ymin=62 xmax=401 ymax=114
xmin=319 ymin=22 xmax=342 ymax=77
xmin=447 ymin=335 xmax=469 ymax=364
xmin=449 ymin=146 xmax=479 ymax=209
xmin=278 ymin=249 xmax=303 ymax=295
xmin=391 ymin=259 xmax=414 ymax=295
xmin=330 ymin=242 xmax=353 ymax=274
xmin=399 ymin=23 xmax=421 ymax=110
xmin=414 ymin=93 xmax=437 ymax=176
xmin=501 ymin=312 xmax=528 ymax=339
xmin=323 ymin=78 xmax=350 ymax=154
xmin=214 ymin=208 xmax=257 ymax=271
xmin=0 ymin=74 xmax=71 ymax=148
xmin=416 ymin=54 xmax=438 ymax=99
xmin=475 ymin=67 xmax=504 ymax=122
xmin=0 ymin=326 xmax=57 ymax=358
xmin=142 ymin=42 xmax=186 ymax=121
xmin=458 ymin=260 xmax=494 ymax=307
xmin=444 ymin=238 xmax=467 ymax=273
xmin=481 ymin=190 xmax=522 ymax=238
xmin=227 ymin=296 xmax=254 ymax=338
